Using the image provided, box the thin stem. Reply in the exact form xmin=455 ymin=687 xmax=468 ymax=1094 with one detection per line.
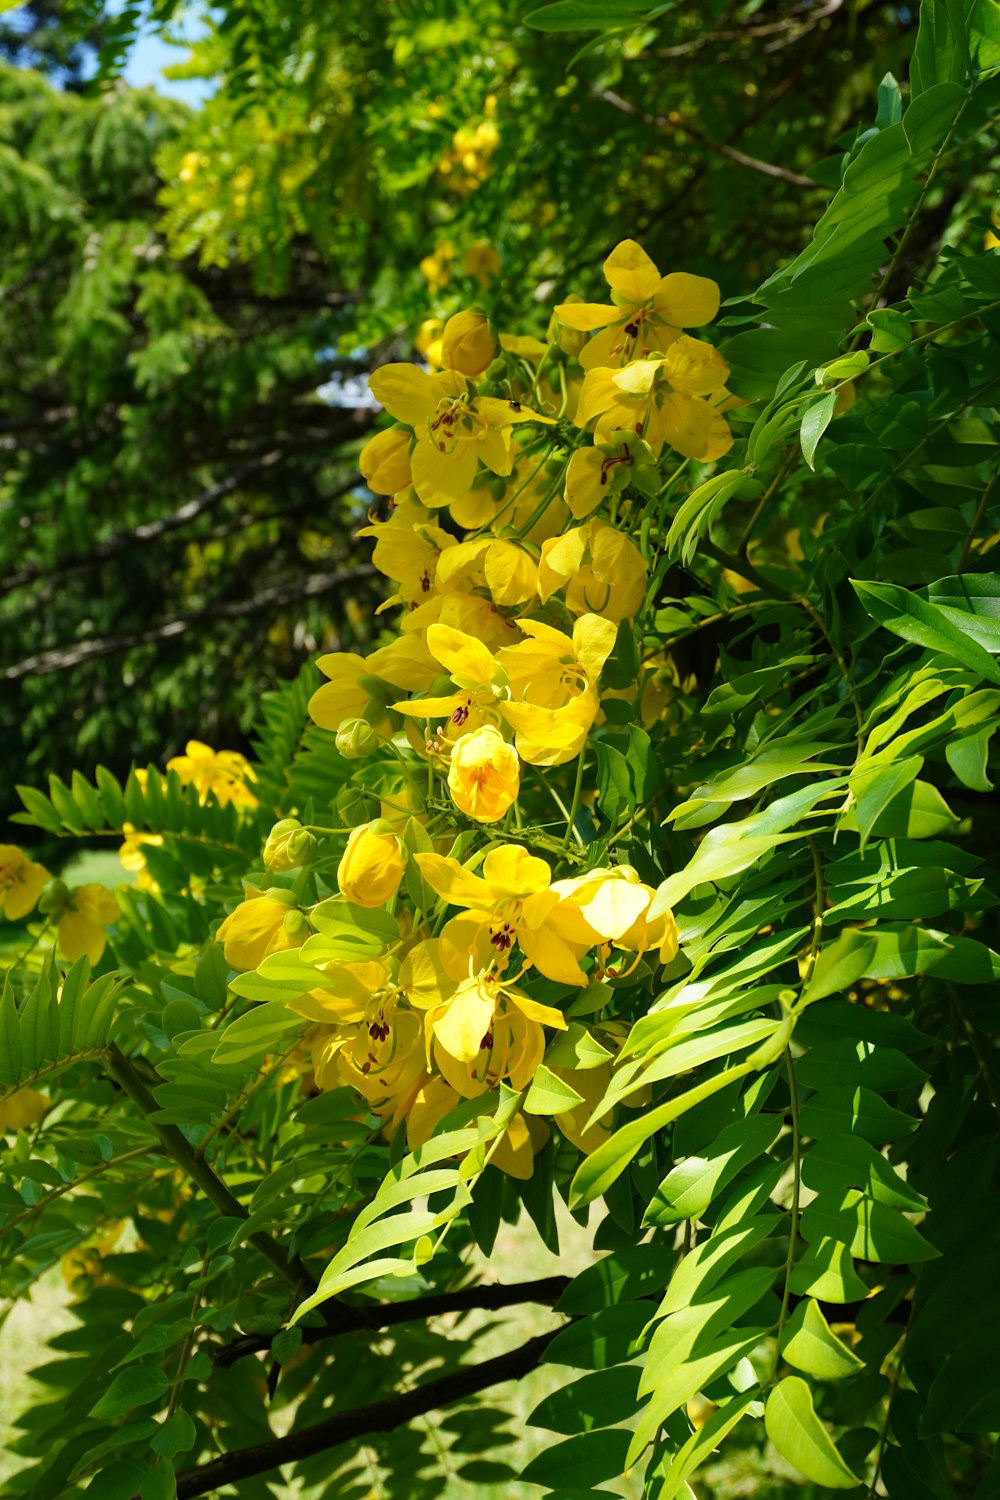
xmin=561 ymin=750 xmax=587 ymax=850
xmin=956 ymin=471 xmax=997 ymax=574
xmin=797 ymin=595 xmax=864 ymax=744
xmin=867 ymin=1303 xmax=916 ymax=1499
xmin=0 ymin=1144 xmax=152 ymax=1234
xmin=770 ymin=1047 xmax=802 ymax=1381
xmin=104 ymin=1044 xmax=314 ymax=1296
xmin=737 ymin=452 xmax=795 ymax=558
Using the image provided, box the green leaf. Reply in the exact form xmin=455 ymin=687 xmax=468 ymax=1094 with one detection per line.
xmin=150 ymin=1410 xmax=196 ymax=1458
xmin=800 ymin=930 xmax=880 ymax=1006
xmin=800 ymin=390 xmax=837 ymax=469
xmin=923 ymin=573 xmax=1000 ymax=653
xmin=524 ymin=1064 xmax=585 ymax=1116
xmin=521 ymin=1429 xmax=632 ymax=1489
xmin=543 ymin=1303 xmax=649 ymax=1369
xmin=801 ymin=1135 xmax=926 ymax=1212
xmin=648 ymin=1392 xmax=758 ymax=1500
xmin=666 ymin=470 xmax=756 ymax=566
xmin=800 ymin=1188 xmax=938 ymax=1262
xmin=866 ymin=307 xmax=911 ymax=352
xmin=852 ymin=578 xmax=1000 ymax=685
xmin=902 ymin=80 xmax=966 ymax=154
xmin=764 ymin=1376 xmax=861 ymax=1487
xmin=524 ymin=0 xmax=649 ymax=29
xmin=789 ymin=1237 xmax=870 ymax=1301
xmin=557 ymin=1244 xmax=674 ymax=1315
xmin=780 ymin=1298 xmax=865 ymax=1379
xmin=644 ymin=1113 xmax=780 ymax=1226
xmin=89 ymin=1366 xmax=170 ymax=1422
xmin=594 ymin=741 xmax=633 ymax=823
xmin=796 ymin=1039 xmax=927 ymax=1093
xmin=545 ymin=1022 xmax=613 ymax=1071
xmin=799 ymin=1085 xmax=917 ymax=1144
xmin=529 ymin=1366 xmax=641 ymax=1434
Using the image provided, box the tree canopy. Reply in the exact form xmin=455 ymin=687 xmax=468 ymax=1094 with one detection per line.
xmin=1 ymin=1 xmax=1000 ymax=1498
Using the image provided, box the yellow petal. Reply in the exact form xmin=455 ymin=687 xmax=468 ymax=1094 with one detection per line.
xmin=500 ymin=690 xmax=597 ymax=767
xmin=507 ymin=990 xmax=568 ymax=1030
xmin=432 ymin=980 xmax=496 ymax=1064
xmin=393 ymin=693 xmax=464 ymax=719
xmin=575 ymin=368 xmax=622 ymax=429
xmin=659 ymin=335 xmax=730 ymax=396
xmin=572 ymin=613 xmax=619 ymax=682
xmin=611 ymin=358 xmax=662 ymax=397
xmin=427 ymin=623 xmax=497 ymax=688
xmin=399 ymin=938 xmax=462 ymax=1008
xmin=554 ymin=300 xmax=620 ymax=331
xmin=565 ymin=447 xmax=608 ymax=520
xmin=603 ymin=239 xmax=661 ymax=303
xmin=481 ymin=844 xmax=551 ymax=899
xmin=484 ymin=540 xmax=538 ymax=607
xmin=518 ymin=922 xmax=589 ymax=986
xmin=658 ymin=392 xmax=734 ymax=462
xmin=411 ymin=436 xmax=479 ymax=508
xmin=368 ymin=364 xmax=463 ymax=426
xmin=413 ymin=853 xmax=491 ymax=908
xmin=359 ymin=426 xmax=413 ymax=495
xmin=655 ymin=272 xmax=720 ymax=328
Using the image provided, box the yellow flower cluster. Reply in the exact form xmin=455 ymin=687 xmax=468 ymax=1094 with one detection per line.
xmin=0 ymin=844 xmax=120 ymax=965
xmin=221 ymin=241 xmax=731 ymax=1175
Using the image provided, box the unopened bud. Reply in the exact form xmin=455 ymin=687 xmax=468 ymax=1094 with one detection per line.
xmin=336 ymin=787 xmax=382 ymax=828
xmin=263 ymin=818 xmax=317 ymax=872
xmin=282 ymin=909 xmax=310 ymax=940
xmin=336 ymin=718 xmax=381 ymax=760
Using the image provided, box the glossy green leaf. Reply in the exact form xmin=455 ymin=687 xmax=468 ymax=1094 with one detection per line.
xmin=765 ymin=1376 xmax=861 ymax=1487
xmin=780 ymin=1298 xmax=865 ymax=1379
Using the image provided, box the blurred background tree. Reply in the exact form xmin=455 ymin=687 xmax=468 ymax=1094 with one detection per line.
xmin=0 ymin=0 xmax=989 ymax=833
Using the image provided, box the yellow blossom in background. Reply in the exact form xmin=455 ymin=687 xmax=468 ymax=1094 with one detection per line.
xmin=415 ymin=317 xmax=445 ymax=366
xmin=461 ymin=240 xmax=502 ymax=287
xmin=447 ymin=725 xmax=520 ymax=822
xmin=0 ymin=1088 xmax=50 ymax=1131
xmin=337 ymin=821 xmax=406 ymax=907
xmin=166 ymin=740 xmax=258 ymax=809
xmin=0 ymin=845 xmax=50 ymax=921
xmin=57 ymin=884 xmax=121 ymax=965
xmin=420 ymin=240 xmax=454 ymax=292
xmin=556 ymin=238 xmax=721 ymax=370
xmin=118 ymin=823 xmax=163 ymax=891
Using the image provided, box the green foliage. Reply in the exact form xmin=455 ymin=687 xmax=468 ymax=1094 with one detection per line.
xmin=1 ymin=0 xmax=1000 ymax=1497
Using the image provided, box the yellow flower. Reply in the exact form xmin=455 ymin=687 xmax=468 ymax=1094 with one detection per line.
xmin=57 ymin=885 xmax=121 ymax=965
xmin=308 ymin=635 xmax=438 ymax=738
xmin=415 ymin=317 xmax=445 ymax=366
xmin=367 ymin=363 xmax=554 ymax=511
xmin=448 ymin=726 xmax=520 ymax=822
xmin=0 ymin=845 xmax=50 ymax=921
xmin=359 ymin=426 xmax=413 ymax=496
xmin=118 ymin=823 xmax=163 ymax=891
xmin=415 ymin=844 xmax=589 ymax=986
xmin=537 ymin=519 xmax=647 ymax=623
xmin=495 ymin=613 xmax=616 ymax=764
xmin=420 ymin=240 xmax=454 ymax=292
xmin=166 ymin=741 xmax=258 ymax=809
xmin=263 ymin=819 xmax=316 ymax=873
xmin=411 ymin=966 xmax=565 ymax=1092
xmin=461 ymin=240 xmax=502 ymax=287
xmin=216 ymin=889 xmax=305 ymax=971
xmin=547 ymin=867 xmax=653 ymax=946
xmin=555 ymin=239 xmax=720 ymax=370
xmin=564 ymin=431 xmax=658 ymax=520
xmin=440 ymin=309 xmax=497 ymax=376
xmin=0 ymin=1088 xmax=50 ymax=1131
xmin=576 ymin=338 xmax=733 ymax=462
xmin=337 ymin=821 xmax=406 ymax=908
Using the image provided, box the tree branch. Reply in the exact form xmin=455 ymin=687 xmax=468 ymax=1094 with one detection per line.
xmin=211 ymin=1274 xmax=572 ymax=1368
xmin=1 ymin=561 xmax=377 ymax=680
xmin=172 ymin=1328 xmax=561 ymax=1500
xmin=597 ymin=89 xmax=816 ymax=188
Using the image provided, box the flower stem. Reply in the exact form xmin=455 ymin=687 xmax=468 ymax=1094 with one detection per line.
xmin=561 ymin=750 xmax=587 ymax=850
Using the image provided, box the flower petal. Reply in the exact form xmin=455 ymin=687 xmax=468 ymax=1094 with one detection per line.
xmin=603 ymin=239 xmax=661 ymax=303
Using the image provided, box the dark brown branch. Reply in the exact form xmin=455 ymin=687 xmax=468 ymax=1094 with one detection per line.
xmin=1 ymin=452 xmax=284 ymax=592
xmin=211 ymin=1275 xmax=572 ymax=1368
xmin=1 ymin=561 xmax=377 ymax=680
xmin=171 ymin=1328 xmax=560 ymax=1500
xmin=598 ymin=89 xmax=817 ymax=188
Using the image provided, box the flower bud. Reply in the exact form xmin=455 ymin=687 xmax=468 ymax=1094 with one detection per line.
xmin=216 ymin=888 xmax=303 ymax=971
xmin=440 ymin=309 xmax=497 ymax=377
xmin=283 ymin=909 xmax=310 ymax=940
xmin=447 ymin=726 xmax=520 ymax=823
xmin=359 ymin=426 xmax=413 ymax=496
xmin=336 ymin=787 xmax=382 ymax=827
xmin=335 ymin=718 xmax=382 ymax=760
xmin=263 ymin=819 xmax=317 ymax=872
xmin=337 ymin=821 xmax=406 ymax=908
